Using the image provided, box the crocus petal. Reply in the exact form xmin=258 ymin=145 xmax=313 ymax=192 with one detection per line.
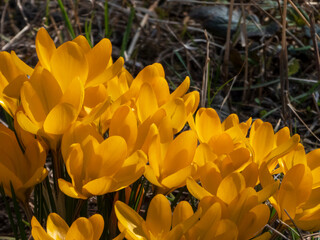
xmin=209 ymin=132 xmax=234 ymax=155
xmin=241 ymin=162 xmax=259 ymax=188
xmin=200 ymin=166 xmax=222 ymax=196
xmin=257 ymin=181 xmax=279 ymax=203
xmin=0 ymin=51 xmax=20 ymax=81
xmin=251 ymin=122 xmax=274 ymax=163
xmin=11 ymin=51 xmax=33 ymax=76
xmin=186 ymin=177 xmax=212 ymax=200
xmin=3 ymin=75 xmax=28 ymax=99
xmin=66 ymin=218 xmax=94 ymax=240
xmin=266 ymin=134 xmax=300 ymax=169
xmin=217 ymin=172 xmax=246 ymax=204
xmin=170 ymin=76 xmax=190 ymax=100
xmin=146 ymin=194 xmax=172 ymax=236
xmin=88 ymin=214 xmax=104 ymax=240
xmin=136 ymin=83 xmax=158 ymax=122
xmin=162 ymin=130 xmax=197 ymax=178
xmin=61 ymin=121 xmax=103 ymax=161
xmin=82 ymin=176 xmax=113 ymax=196
xmin=195 ymin=108 xmax=222 ymax=143
xmin=43 ymin=102 xmax=77 ymax=135
xmin=72 ymin=35 xmax=91 ymax=53
xmin=96 ymin=136 xmax=127 ymax=176
xmin=35 ymin=28 xmax=56 ymax=70
xmin=60 ymin=78 xmax=84 ymax=115
xmin=47 ymin=213 xmax=69 ymax=240
xmin=58 ymin=178 xmax=87 ymax=199
xmin=109 ymin=105 xmax=137 ymax=152
xmin=31 ymin=216 xmax=54 ymax=240
xmin=21 ymin=80 xmax=47 ymax=125
xmin=114 ymin=201 xmax=145 ymax=239
xmin=50 ymin=42 xmax=88 ymax=92
xmin=144 ymin=165 xmax=163 ymax=188
xmin=238 ymin=204 xmax=270 ymax=240
xmin=206 ymin=219 xmax=238 ymax=240
xmin=16 ymin=111 xmax=40 ymax=135
xmin=162 ymin=98 xmax=186 ymax=133
xmin=85 ymin=57 xmax=124 ymax=88
xmin=172 ymin=201 xmax=194 ymax=228
xmin=30 ymin=67 xmax=63 ymax=114
xmin=189 ymin=201 xmax=222 ymax=239
xmin=87 ymin=38 xmax=112 ymax=81
xmin=106 ymin=151 xmax=146 ymax=193
xmin=81 ymin=96 xmax=111 ymax=125
xmin=307 ymin=148 xmax=320 ymax=170
xmin=161 ymin=165 xmax=195 ymax=190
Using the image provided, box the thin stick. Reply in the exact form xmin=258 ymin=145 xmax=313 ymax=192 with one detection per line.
xmin=240 ymin=0 xmax=249 ymax=102
xmin=201 ymin=30 xmax=210 ymax=108
xmin=222 ymin=0 xmax=234 ymax=82
xmin=288 ymin=0 xmax=320 ymax=42
xmin=252 ymin=1 xmax=305 ymax=47
xmin=280 ymin=0 xmax=291 ymax=131
xmin=288 ymin=102 xmax=320 ymax=142
xmin=283 ymin=209 xmax=304 ymax=239
xmin=266 ymin=224 xmax=290 ymax=240
xmin=0 ymin=0 xmax=9 ymax=47
xmin=1 ymin=24 xmax=30 ymax=51
xmin=309 ymin=10 xmax=320 ymax=82
xmin=127 ymin=0 xmax=159 ymax=59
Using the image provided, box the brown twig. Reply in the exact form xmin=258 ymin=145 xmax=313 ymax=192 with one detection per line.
xmin=279 ymin=0 xmax=291 ymax=131
xmin=1 ymin=24 xmax=30 ymax=51
xmin=288 ymin=102 xmax=320 ymax=142
xmin=240 ymin=0 xmax=249 ymax=102
xmin=309 ymin=10 xmax=320 ymax=82
xmin=127 ymin=0 xmax=160 ymax=60
xmin=0 ymin=0 xmax=9 ymax=47
xmin=283 ymin=209 xmax=304 ymax=239
xmin=200 ymin=30 xmax=210 ymax=108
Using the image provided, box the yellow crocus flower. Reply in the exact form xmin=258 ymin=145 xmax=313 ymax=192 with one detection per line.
xmin=144 ymin=127 xmax=198 ymax=194
xmin=59 ymin=122 xmax=147 ymax=199
xmin=0 ymin=51 xmax=32 ymax=116
xmin=187 ymin=164 xmax=277 ymax=240
xmin=0 ymin=123 xmax=47 ymax=202
xmin=31 ymin=213 xmax=104 ymax=240
xmin=249 ymin=119 xmax=300 ymax=170
xmin=260 ymin=153 xmax=320 ymax=232
xmin=114 ymin=194 xmax=201 ymax=240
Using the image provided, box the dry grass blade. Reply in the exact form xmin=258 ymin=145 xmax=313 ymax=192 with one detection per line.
xmin=200 ymin=30 xmax=210 ymax=108
xmin=1 ymin=25 xmax=30 ymax=51
xmin=288 ymin=102 xmax=320 ymax=142
xmin=266 ymin=224 xmax=290 ymax=240
xmin=288 ymin=0 xmax=320 ymax=42
xmin=240 ymin=0 xmax=249 ymax=102
xmin=127 ymin=0 xmax=160 ymax=59
xmin=279 ymin=0 xmax=291 ymax=131
xmin=0 ymin=0 xmax=9 ymax=47
xmin=283 ymin=209 xmax=304 ymax=239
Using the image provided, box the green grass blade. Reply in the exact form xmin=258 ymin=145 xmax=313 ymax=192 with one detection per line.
xmin=134 ymin=178 xmax=145 ymax=211
xmin=44 ymin=176 xmax=57 ymax=213
xmin=57 ymin=0 xmax=76 ymax=39
xmin=174 ymin=51 xmax=194 ymax=84
xmin=121 ymin=7 xmax=135 ymax=58
xmin=104 ymin=1 xmax=111 ymax=38
xmin=0 ymin=184 xmax=19 ymax=239
xmin=45 ymin=0 xmax=50 ymax=26
xmin=10 ymin=183 xmax=27 ymax=240
xmin=85 ymin=17 xmax=93 ymax=47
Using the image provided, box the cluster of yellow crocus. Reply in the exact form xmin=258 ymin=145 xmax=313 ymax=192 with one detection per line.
xmin=1 ymin=27 xmax=320 ymax=239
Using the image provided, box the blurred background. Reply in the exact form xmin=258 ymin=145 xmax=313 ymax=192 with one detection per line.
xmin=0 ymin=0 xmax=320 ymax=170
